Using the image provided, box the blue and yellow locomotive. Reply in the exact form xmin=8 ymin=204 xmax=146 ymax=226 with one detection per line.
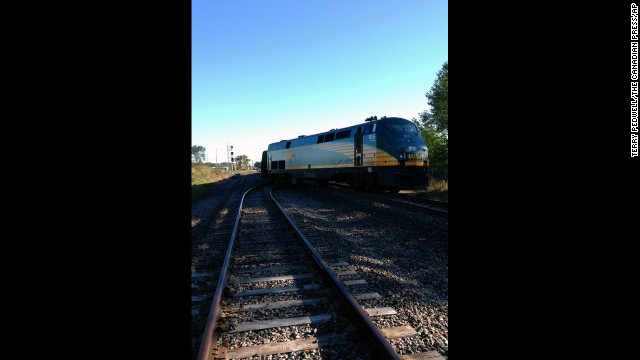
xmin=261 ymin=117 xmax=429 ymax=192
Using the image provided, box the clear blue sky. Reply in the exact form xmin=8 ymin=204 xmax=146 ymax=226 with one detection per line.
xmin=192 ymin=0 xmax=448 ymax=165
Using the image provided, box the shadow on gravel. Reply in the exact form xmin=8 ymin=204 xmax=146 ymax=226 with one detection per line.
xmin=276 ymin=186 xmax=448 ymax=308
xmin=191 ymin=174 xmax=266 ymax=238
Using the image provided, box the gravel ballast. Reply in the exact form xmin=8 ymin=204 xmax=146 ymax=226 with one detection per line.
xmin=273 ymin=186 xmax=448 ymax=358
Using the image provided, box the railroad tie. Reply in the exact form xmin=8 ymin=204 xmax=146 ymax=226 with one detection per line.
xmin=230 ymin=273 xmax=313 ymax=284
xmin=343 ymin=279 xmax=367 ymax=286
xmin=232 ymin=283 xmax=321 ymax=297
xmin=329 ymin=261 xmax=349 ymax=267
xmin=401 ymin=350 xmax=447 ymax=359
xmin=218 ymin=334 xmax=347 ymax=359
xmin=364 ymin=307 xmax=397 ymax=316
xmin=229 ymin=313 xmax=332 ymax=333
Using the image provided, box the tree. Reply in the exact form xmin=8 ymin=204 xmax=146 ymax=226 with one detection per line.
xmin=416 ymin=61 xmax=448 ymax=168
xmin=414 ymin=119 xmax=448 ymax=168
xmin=191 ymin=145 xmax=206 ymax=163
xmin=422 ymin=61 xmax=448 ymax=139
xmin=235 ymin=155 xmax=250 ymax=170
xmin=254 ymin=161 xmax=261 ymax=169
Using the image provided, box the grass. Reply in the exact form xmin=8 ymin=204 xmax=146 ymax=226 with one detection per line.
xmin=426 ymin=177 xmax=448 ymax=202
xmin=428 ymin=178 xmax=448 ymax=192
xmin=191 ymin=163 xmax=256 ymax=202
xmin=191 ymin=163 xmax=231 ymax=186
xmin=409 ymin=177 xmax=448 ymax=202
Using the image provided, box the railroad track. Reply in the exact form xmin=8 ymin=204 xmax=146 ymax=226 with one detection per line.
xmin=394 ymin=194 xmax=448 ymax=210
xmin=273 ymin=185 xmax=448 ymax=359
xmin=376 ymin=193 xmax=447 ymax=216
xmin=196 ymin=184 xmax=427 ymax=360
xmin=326 ymin=182 xmax=448 ymax=217
xmin=192 ymin=175 xmax=264 ymax=356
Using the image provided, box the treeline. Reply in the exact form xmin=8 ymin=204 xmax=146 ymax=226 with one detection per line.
xmin=413 ymin=61 xmax=448 ymax=170
xmin=191 ymin=145 xmax=261 ymax=169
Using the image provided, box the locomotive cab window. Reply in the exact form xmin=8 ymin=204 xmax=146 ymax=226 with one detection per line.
xmin=336 ymin=130 xmax=351 ymax=139
xmin=363 ymin=125 xmax=373 ymax=135
xmin=324 ymin=133 xmax=335 ymax=142
xmin=386 ymin=124 xmax=418 ymax=133
xmin=317 ymin=135 xmax=324 ymax=143
xmin=285 ymin=141 xmax=291 ymax=149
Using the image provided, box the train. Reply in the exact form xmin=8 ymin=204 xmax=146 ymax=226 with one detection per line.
xmin=261 ymin=116 xmax=429 ymax=192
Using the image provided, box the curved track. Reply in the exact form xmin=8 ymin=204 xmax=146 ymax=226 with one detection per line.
xmin=192 ymin=174 xmax=265 ymax=356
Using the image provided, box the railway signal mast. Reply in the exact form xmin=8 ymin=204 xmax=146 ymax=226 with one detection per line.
xmin=227 ymin=144 xmax=235 ymax=171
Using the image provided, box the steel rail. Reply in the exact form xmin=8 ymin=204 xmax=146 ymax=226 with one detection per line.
xmin=327 ymin=183 xmax=447 ymax=216
xmin=196 ymin=183 xmax=265 ymax=360
xmin=422 ymin=198 xmax=448 ymax=208
xmin=269 ymin=186 xmax=402 ymax=360
xmin=381 ymin=197 xmax=448 ymax=217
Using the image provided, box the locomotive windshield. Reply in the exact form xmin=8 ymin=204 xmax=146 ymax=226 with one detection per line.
xmin=385 ymin=124 xmax=419 ymax=133
xmin=376 ymin=119 xmax=427 ymax=159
